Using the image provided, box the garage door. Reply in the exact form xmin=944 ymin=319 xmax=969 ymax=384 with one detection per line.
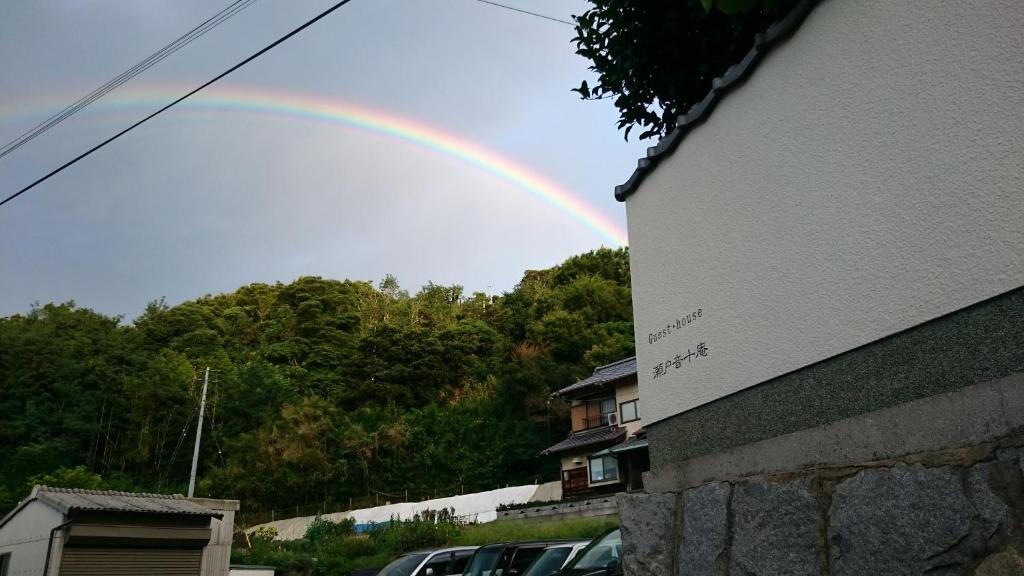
xmin=60 ymin=547 xmax=202 ymax=576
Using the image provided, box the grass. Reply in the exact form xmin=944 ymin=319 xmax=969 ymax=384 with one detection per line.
xmin=233 ymin=514 xmax=620 ymax=575
xmin=452 ymin=515 xmax=619 ymax=546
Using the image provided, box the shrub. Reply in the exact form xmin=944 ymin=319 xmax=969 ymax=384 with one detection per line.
xmin=251 ymin=526 xmax=278 ymax=542
xmin=369 ymin=508 xmax=463 ymax=556
xmin=304 ymin=514 xmax=355 ymax=544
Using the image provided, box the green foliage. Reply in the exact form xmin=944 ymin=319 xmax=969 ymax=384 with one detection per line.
xmin=0 ymin=248 xmax=634 ymax=520
xmin=232 ymin=515 xmax=618 ymax=575
xmin=452 ymin=516 xmax=619 ymax=546
xmin=27 ymin=466 xmax=106 ymax=491
xmin=572 ymin=0 xmax=797 ymax=139
xmin=304 ymin=515 xmax=355 ymax=544
xmin=250 ymin=526 xmax=279 ymax=542
xmin=370 ymin=509 xmax=464 ymax=556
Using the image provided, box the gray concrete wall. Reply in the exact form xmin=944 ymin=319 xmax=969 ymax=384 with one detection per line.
xmin=648 ymin=285 xmax=1024 ymax=474
xmin=190 ymin=498 xmax=240 ymax=576
xmin=646 ymin=373 xmax=1024 ymax=493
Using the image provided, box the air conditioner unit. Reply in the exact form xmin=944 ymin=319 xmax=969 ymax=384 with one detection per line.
xmin=606 ymin=413 xmax=618 ymax=426
xmin=572 ymin=457 xmax=584 ymax=465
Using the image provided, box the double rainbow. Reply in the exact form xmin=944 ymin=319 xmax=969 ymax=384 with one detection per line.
xmin=0 ymin=86 xmax=628 ymax=247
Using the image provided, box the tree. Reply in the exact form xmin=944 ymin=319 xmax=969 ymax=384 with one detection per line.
xmin=572 ymin=0 xmax=796 ymax=140
xmin=0 ymin=247 xmax=636 ymax=515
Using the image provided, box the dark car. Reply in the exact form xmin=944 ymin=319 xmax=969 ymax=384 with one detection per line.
xmin=554 ymin=529 xmax=622 ymax=576
xmin=463 ymin=541 xmax=578 ymax=576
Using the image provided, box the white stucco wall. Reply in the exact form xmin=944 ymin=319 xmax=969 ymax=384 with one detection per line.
xmin=0 ymin=500 xmax=65 ymax=576
xmin=626 ymin=0 xmax=1024 ymax=424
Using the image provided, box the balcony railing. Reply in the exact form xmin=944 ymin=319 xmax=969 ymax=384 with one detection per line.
xmin=574 ymin=414 xmax=616 ymax=432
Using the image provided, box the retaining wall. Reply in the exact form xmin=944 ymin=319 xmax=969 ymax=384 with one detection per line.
xmin=496 ymin=496 xmax=618 ymax=523
xmin=618 ymin=373 xmax=1024 ymax=575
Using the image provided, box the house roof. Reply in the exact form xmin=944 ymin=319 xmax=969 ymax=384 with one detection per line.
xmin=614 ymin=0 xmax=818 ymax=202
xmin=552 ymin=356 xmax=637 ymax=399
xmin=594 ymin=436 xmax=650 ymax=457
xmin=541 ymin=426 xmax=626 ymax=456
xmin=0 ymin=486 xmax=222 ymax=529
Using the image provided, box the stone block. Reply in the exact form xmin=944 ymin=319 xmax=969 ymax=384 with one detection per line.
xmin=965 ymin=463 xmax=1013 ymax=543
xmin=973 ymin=547 xmax=1024 ymax=576
xmin=618 ymin=492 xmax=676 ymax=576
xmin=995 ymin=446 xmax=1024 ymax=478
xmin=679 ymin=482 xmax=730 ymax=576
xmin=829 ymin=464 xmax=1011 ymax=575
xmin=729 ymin=478 xmax=823 ymax=576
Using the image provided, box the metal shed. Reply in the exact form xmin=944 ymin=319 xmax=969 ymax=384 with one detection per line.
xmin=0 ymin=486 xmax=225 ymax=576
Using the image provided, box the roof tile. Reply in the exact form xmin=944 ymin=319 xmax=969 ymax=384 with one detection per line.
xmin=552 ymin=356 xmax=637 ymax=398
xmin=541 ymin=426 xmax=627 ymax=455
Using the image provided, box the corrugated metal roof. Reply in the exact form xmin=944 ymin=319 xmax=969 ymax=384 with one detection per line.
xmin=552 ymin=356 xmax=637 ymax=399
xmin=33 ymin=486 xmax=222 ymax=518
xmin=540 ymin=426 xmax=626 ymax=456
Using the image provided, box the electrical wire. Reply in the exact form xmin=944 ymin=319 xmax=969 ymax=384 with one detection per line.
xmin=472 ymin=0 xmax=574 ymax=26
xmin=0 ymin=0 xmax=357 ymax=208
xmin=159 ymin=397 xmax=202 ymax=491
xmin=0 ymin=0 xmax=259 ymax=161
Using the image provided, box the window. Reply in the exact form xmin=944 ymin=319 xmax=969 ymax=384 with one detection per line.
xmin=522 ymin=548 xmax=572 ymax=576
xmin=450 ymin=551 xmax=473 ymax=575
xmin=0 ymin=553 xmax=10 ymax=576
xmin=418 ymin=554 xmax=451 ymax=576
xmin=569 ymin=529 xmax=622 ymax=570
xmin=572 ymin=397 xmax=619 ymax=431
xmin=464 ymin=546 xmax=504 ymax=576
xmin=508 ymin=547 xmax=546 ymax=574
xmin=620 ymin=400 xmax=639 ymax=423
xmin=379 ymin=553 xmax=429 ymax=576
xmin=590 ymin=454 xmax=619 ymax=483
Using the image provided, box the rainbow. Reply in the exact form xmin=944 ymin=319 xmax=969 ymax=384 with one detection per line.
xmin=0 ymin=86 xmax=628 ymax=246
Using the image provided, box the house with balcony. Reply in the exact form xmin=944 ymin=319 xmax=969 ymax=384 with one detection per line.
xmin=541 ymin=356 xmax=650 ymax=498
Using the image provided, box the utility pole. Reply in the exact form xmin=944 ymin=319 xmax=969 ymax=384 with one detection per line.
xmin=188 ymin=367 xmax=209 ymax=498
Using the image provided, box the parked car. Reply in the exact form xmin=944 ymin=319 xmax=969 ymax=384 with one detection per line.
xmin=462 ymin=541 xmax=579 ymax=576
xmin=520 ymin=541 xmax=590 ymax=576
xmin=554 ymin=529 xmax=622 ymax=576
xmin=379 ymin=546 xmax=479 ymax=576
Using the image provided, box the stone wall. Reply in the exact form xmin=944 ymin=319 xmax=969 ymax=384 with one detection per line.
xmin=618 ymin=437 xmax=1024 ymax=576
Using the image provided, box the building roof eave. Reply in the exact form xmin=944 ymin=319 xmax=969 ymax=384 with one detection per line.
xmin=551 ymin=356 xmax=637 ymax=399
xmin=540 ymin=426 xmax=628 ymax=456
xmin=614 ymin=0 xmax=819 ymax=202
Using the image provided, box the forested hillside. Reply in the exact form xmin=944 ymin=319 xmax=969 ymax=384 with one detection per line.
xmin=0 ymin=248 xmax=633 ymax=519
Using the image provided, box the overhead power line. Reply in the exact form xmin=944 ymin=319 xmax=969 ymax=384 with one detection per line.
xmin=472 ymin=0 xmax=574 ymax=26
xmin=0 ymin=0 xmax=259 ymax=161
xmin=0 ymin=0 xmax=357 ymax=208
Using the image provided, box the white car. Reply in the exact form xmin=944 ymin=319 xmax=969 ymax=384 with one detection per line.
xmin=378 ymin=546 xmax=479 ymax=576
xmin=520 ymin=541 xmax=591 ymax=576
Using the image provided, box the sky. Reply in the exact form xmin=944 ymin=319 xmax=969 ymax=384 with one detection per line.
xmin=0 ymin=0 xmax=648 ymax=319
